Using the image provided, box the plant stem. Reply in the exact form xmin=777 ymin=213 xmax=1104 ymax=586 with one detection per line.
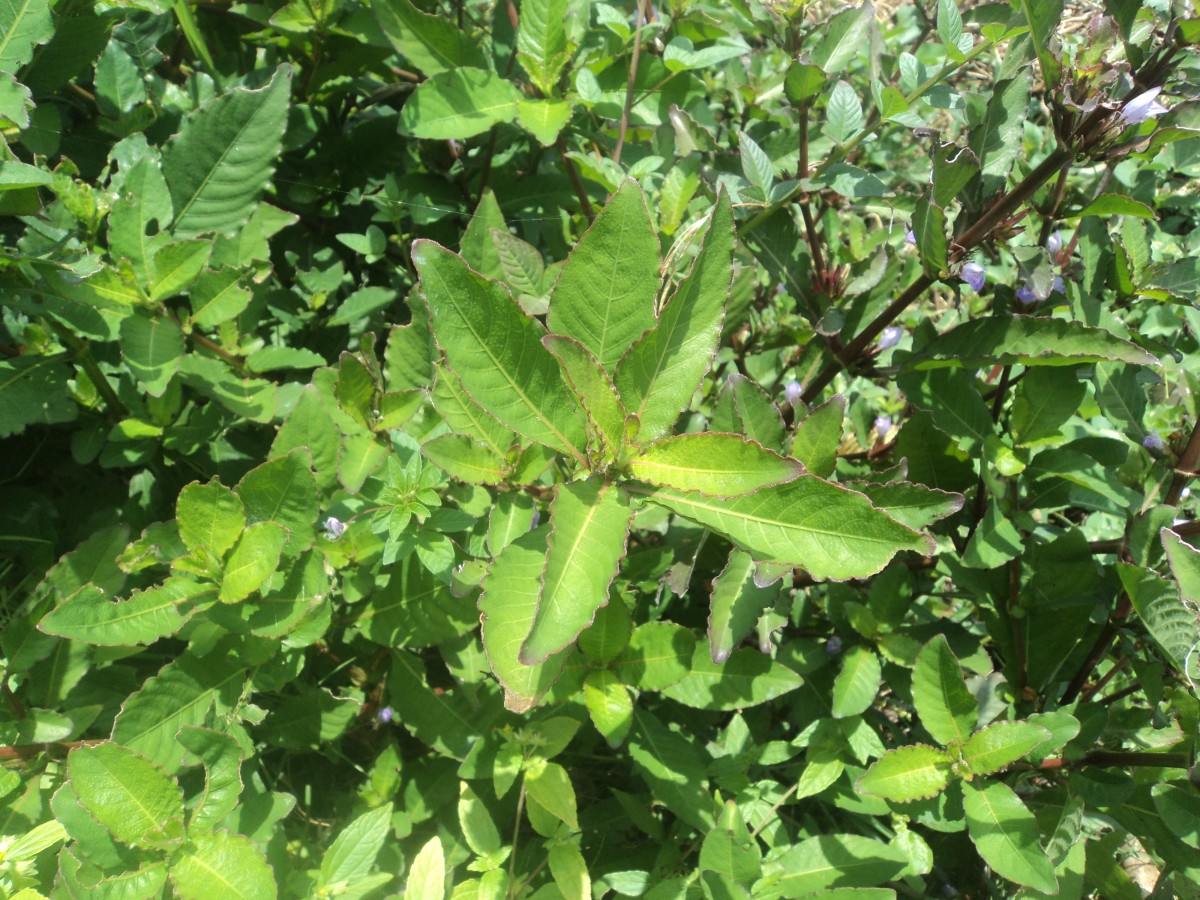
xmin=49 ymin=321 xmax=129 ymax=418
xmin=507 ymin=781 xmax=526 ymax=898
xmin=1165 ymin=415 xmax=1200 ymax=506
xmin=558 ymin=137 xmax=596 ymax=222
xmin=1033 ymin=750 xmax=1190 ymax=770
xmin=613 ymin=0 xmax=648 ymax=166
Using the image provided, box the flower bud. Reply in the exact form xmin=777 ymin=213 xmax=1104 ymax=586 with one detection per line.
xmin=1046 ymin=232 xmax=1062 ymax=255
xmin=784 ymin=380 xmax=803 ymax=406
xmin=876 ymin=326 xmax=903 ymax=351
xmin=1142 ymin=432 xmax=1165 ymax=452
xmin=874 ymin=415 xmax=893 ymax=435
xmin=377 ymin=706 xmax=394 ymax=724
xmin=825 ymin=636 xmax=843 ymax=655
xmin=322 ymin=516 xmax=346 ymax=540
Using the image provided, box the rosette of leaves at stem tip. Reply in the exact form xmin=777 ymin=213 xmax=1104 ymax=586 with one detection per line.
xmin=413 ymin=181 xmax=946 ymax=708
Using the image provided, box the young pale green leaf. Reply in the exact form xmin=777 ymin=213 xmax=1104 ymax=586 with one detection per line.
xmin=616 ymin=192 xmax=733 ymax=442
xmin=912 ymin=635 xmax=977 ymax=747
xmin=963 ymin=780 xmax=1058 ymax=894
xmin=459 ymin=784 xmax=502 ymax=857
xmin=219 ymin=521 xmax=287 ymax=603
xmin=831 ymin=645 xmax=881 ymax=718
xmin=486 ymin=493 xmax=537 ymax=557
xmin=235 ymin=450 xmax=318 ymax=557
xmin=823 ymin=80 xmax=864 ymax=145
xmin=517 ymin=98 xmax=572 ymax=146
xmin=516 ymin=0 xmax=570 ymax=96
xmin=760 ymin=833 xmax=908 ymax=895
xmin=961 ymin=722 xmax=1052 ymax=776
xmin=421 ymin=433 xmax=509 ymax=485
xmin=406 ymin=835 xmax=446 ymax=900
xmin=414 ymin=240 xmax=588 ymax=461
xmin=479 ymin=526 xmax=569 ymax=712
xmin=39 ymin=579 xmax=205 ymax=646
xmin=460 ymin=189 xmax=507 ymax=278
xmin=738 ymin=131 xmax=774 ymax=195
xmin=148 ymin=239 xmax=211 ymax=302
xmin=188 ymin=268 xmax=251 ymax=329
xmin=853 ymin=482 xmax=965 ymax=531
xmin=937 ymin=0 xmax=964 ymax=52
xmin=708 ymin=548 xmax=781 ymax=664
xmin=162 ymin=65 xmax=292 ymax=238
xmin=176 ymin=727 xmax=244 ymax=834
xmin=68 ymin=743 xmax=184 ymax=850
xmin=906 ymin=316 xmax=1159 ymax=371
xmin=399 ymin=68 xmax=522 ymax=139
xmin=119 ymin=313 xmax=185 ymax=397
xmin=525 ymin=762 xmax=579 ymax=831
xmin=809 ymin=1 xmax=873 ymax=75
xmin=374 ymin=0 xmax=486 ymax=75
xmin=584 ymin=669 xmax=633 ymax=747
xmin=520 ymin=478 xmax=632 ymax=664
xmin=548 ymin=180 xmax=660 ymax=373
xmin=632 ymin=475 xmax=931 ymax=580
xmin=700 ymin=800 xmax=762 ymax=885
xmin=628 ymin=433 xmax=802 ymax=498
xmin=856 ymin=744 xmax=953 ymax=802
xmin=272 ymin=385 xmax=341 ymax=492
xmin=789 ymin=393 xmax=845 ymax=477
xmin=318 ymin=803 xmax=393 ymax=889
xmin=543 ymin=334 xmax=628 ymax=461
xmin=661 ymin=645 xmax=803 ymax=710
xmin=549 ymin=844 xmax=591 ymax=900
xmin=172 ymin=830 xmax=278 ymax=900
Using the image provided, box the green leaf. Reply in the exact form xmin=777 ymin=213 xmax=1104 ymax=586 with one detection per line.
xmin=374 ymin=0 xmax=486 ymax=75
xmin=0 ymin=0 xmax=53 ymax=73
xmin=856 ymin=744 xmax=953 ymax=802
xmin=219 ymin=521 xmax=287 ymax=603
xmin=119 ymin=313 xmax=185 ymax=397
xmin=521 ymin=477 xmax=633 ymax=663
xmin=937 ymin=0 xmax=963 ymax=51
xmin=188 ymin=268 xmax=251 ymax=329
xmin=628 ymin=433 xmax=802 ymax=498
xmin=762 ymin=833 xmax=908 ymax=896
xmin=931 ymin=141 xmax=979 ymax=208
xmin=234 ymin=450 xmax=319 ymax=557
xmin=422 ymin=433 xmax=509 ymax=485
xmin=616 ymin=192 xmax=733 ymax=442
xmin=1074 ymin=192 xmax=1156 ymax=220
xmin=1018 ymin=0 xmax=1063 ymax=87
xmin=831 ymin=645 xmax=881 ymax=717
xmin=549 ymin=844 xmax=591 ymax=900
xmin=1151 ymin=784 xmax=1200 ymax=848
xmin=414 ymin=240 xmax=588 ymax=461
xmin=431 ymin=364 xmax=515 ymax=458
xmin=661 ymin=645 xmax=803 ymax=710
xmin=479 ymin=526 xmax=569 ymax=712
xmin=584 ymin=669 xmax=633 ymax=748
xmin=961 ymin=722 xmax=1051 ymax=775
xmin=39 ymin=579 xmax=203 ymax=646
xmin=725 ymin=375 xmax=786 ymax=451
xmin=172 ymin=830 xmax=277 ymax=900
xmin=632 ymin=475 xmax=931 ymax=580
xmin=852 ymin=482 xmax=964 ymax=531
xmin=319 ymin=804 xmax=393 ymax=888
xmin=911 ymin=635 xmax=977 ymax=746
xmin=516 ymin=0 xmax=569 ymax=96
xmin=517 ymin=97 xmax=572 ymax=145
xmin=399 ymin=68 xmax=522 ymax=139
xmin=810 ymin=2 xmax=873 ymax=75
xmin=525 ymin=762 xmax=578 ymax=830
xmin=178 ymin=479 xmax=245 ymax=559
xmin=708 ymin=549 xmax=781 ymax=664
xmin=963 ymin=780 xmax=1058 ymax=893
xmin=613 ymin=621 xmax=695 ymax=691
xmin=662 ymin=35 xmax=750 ymax=72
xmin=406 ymin=836 xmax=446 ymax=900
xmin=739 ymin=131 xmax=774 ymax=195
xmin=459 ymin=784 xmax=503 ymax=861
xmin=823 ymin=80 xmax=864 ymax=145
xmin=968 ymin=72 xmax=1031 ymax=198
xmin=911 ymin=192 xmax=947 ymax=277
xmin=701 ymin=800 xmax=762 ymax=885
xmin=107 ymin=154 xmax=173 ymax=286
xmin=1013 ymin=367 xmax=1087 ymax=447
xmin=548 ymin=180 xmax=660 ymax=373
xmin=176 ymin=727 xmax=244 ymax=834
xmin=789 ymin=394 xmax=844 ymax=478
xmin=0 ymin=356 xmax=76 ymax=438
xmin=543 ymin=334 xmax=628 ymax=461
xmin=897 ymin=368 xmax=994 ymax=454
xmin=162 ymin=65 xmax=292 ymax=238
xmin=628 ymin=708 xmax=715 ymax=831
xmin=68 ymin=743 xmax=184 ymax=849
xmin=148 ymin=239 xmax=211 ymax=302
xmin=907 ymin=316 xmax=1159 ymax=370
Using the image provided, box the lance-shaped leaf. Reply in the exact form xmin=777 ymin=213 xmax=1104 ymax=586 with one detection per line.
xmin=219 ymin=521 xmax=287 ymax=603
xmin=905 ymin=316 xmax=1160 ymax=370
xmin=961 ymin=721 xmax=1051 ymax=776
xmin=479 ymin=526 xmax=569 ymax=712
xmin=543 ymin=334 xmax=628 ymax=461
xmin=789 ymin=393 xmax=845 ymax=477
xmin=856 ymin=744 xmax=953 ymax=802
xmin=853 ymin=482 xmax=965 ymax=531
xmin=176 ymin=727 xmax=244 ymax=834
xmin=399 ymin=68 xmax=522 ymax=140
xmin=963 ymin=780 xmax=1058 ymax=894
xmin=630 ymin=475 xmax=931 ymax=580
xmin=39 ymin=579 xmax=207 ymax=646
xmin=422 ymin=433 xmax=509 ymax=485
xmin=548 ymin=180 xmax=660 ymax=372
xmin=616 ymin=192 xmax=733 ymax=442
xmin=520 ymin=478 xmax=632 ymax=663
xmin=162 ymin=65 xmax=292 ymax=238
xmin=374 ymin=0 xmax=487 ymax=75
xmin=516 ymin=0 xmax=570 ymax=96
xmin=708 ymin=549 xmax=781 ymax=664
xmin=68 ymin=744 xmax=184 ymax=850
xmin=431 ymin=364 xmax=515 ymax=458
xmin=414 ymin=240 xmax=588 ymax=462
xmin=628 ymin=433 xmax=802 ymax=498
xmin=912 ymin=634 xmax=977 ymax=746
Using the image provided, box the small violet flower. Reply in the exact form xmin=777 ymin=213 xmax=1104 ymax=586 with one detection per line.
xmin=1142 ymin=432 xmax=1166 ymax=452
xmin=1046 ymin=232 xmax=1063 ymax=255
xmin=377 ymin=706 xmax=394 ymax=724
xmin=1120 ymin=87 xmax=1169 ymax=126
xmin=825 ymin=636 xmax=844 ymax=656
xmin=904 ymin=227 xmax=916 ymax=245
xmin=1052 ymin=275 xmax=1065 ymax=294
xmin=322 ymin=516 xmax=346 ymax=540
xmin=874 ymin=415 xmax=893 ymax=435
xmin=1016 ymin=283 xmax=1038 ymax=305
xmin=784 ymin=380 xmax=804 ymax=406
xmin=876 ymin=326 xmax=903 ymax=352
xmin=961 ymin=261 xmax=986 ymax=292
xmin=529 ymin=507 xmax=541 ymax=530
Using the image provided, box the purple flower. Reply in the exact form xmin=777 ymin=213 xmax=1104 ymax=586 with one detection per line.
xmin=1016 ymin=283 xmax=1038 ymax=305
xmin=1120 ymin=87 xmax=1169 ymax=125
xmin=876 ymin=326 xmax=903 ymax=351
xmin=904 ymin=227 xmax=916 ymax=245
xmin=874 ymin=415 xmax=893 ymax=435
xmin=825 ymin=636 xmax=843 ymax=655
xmin=322 ymin=516 xmax=346 ymax=540
xmin=377 ymin=706 xmax=394 ymax=724
xmin=962 ymin=262 xmax=986 ymax=292
xmin=1052 ymin=275 xmax=1065 ymax=294
xmin=1046 ymin=232 xmax=1063 ymax=255
xmin=529 ymin=508 xmax=541 ymax=530
xmin=774 ymin=283 xmax=787 ymax=296
xmin=1142 ymin=432 xmax=1165 ymax=452
xmin=784 ymin=380 xmax=803 ymax=406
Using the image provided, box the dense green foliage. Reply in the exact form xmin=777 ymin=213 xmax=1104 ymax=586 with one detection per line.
xmin=2 ymin=0 xmax=1200 ymax=896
